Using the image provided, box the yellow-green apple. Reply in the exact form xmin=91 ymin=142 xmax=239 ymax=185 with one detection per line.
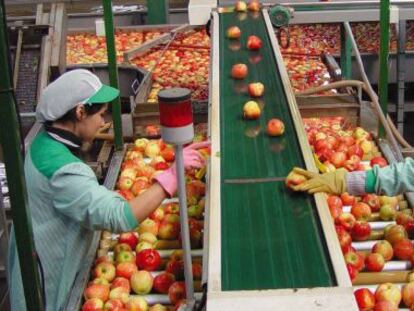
xmin=109 ymin=287 xmax=129 ymax=304
xmin=118 ymin=232 xmax=139 ymax=250
xmin=116 ymin=262 xmax=138 ymax=279
xmin=227 ymin=26 xmax=241 ymax=39
xmin=149 ymin=304 xmax=167 ymax=311
xmin=118 ymin=177 xmax=134 ymax=191
xmin=379 ymin=204 xmax=397 ymax=221
xmin=375 ymin=283 xmax=402 ymax=306
xmin=113 ymin=243 xmax=132 ymax=255
xmin=145 ymin=142 xmax=161 ymax=158
xmin=188 ymin=204 xmax=204 ymax=219
xmin=248 ymin=0 xmax=261 ymax=11
xmin=341 ymin=192 xmax=356 ymax=206
xmin=120 ymin=169 xmax=137 ymax=181
xmin=135 ymin=241 xmax=154 ymax=253
xmin=134 ymin=138 xmax=149 ymax=152
xmin=93 ymin=262 xmax=116 ymax=282
xmin=164 ymin=203 xmax=179 ymax=215
xmin=338 ymin=213 xmax=356 ymax=231
xmin=90 ymin=277 xmax=110 ymax=286
xmin=248 ymin=82 xmax=264 ymax=97
xmin=111 ymin=277 xmax=131 ymax=292
xmin=354 ymin=288 xmax=375 ymax=311
xmin=344 ymin=251 xmax=364 ymax=271
xmin=138 ymin=218 xmax=159 ymax=236
xmin=103 ymin=299 xmax=123 ymax=311
xmin=231 ymin=64 xmax=248 ymax=79
xmin=362 ymin=194 xmax=381 ymax=212
xmin=393 ymin=238 xmax=414 ymax=260
xmin=158 ymin=221 xmax=180 ymax=240
xmin=374 ymin=301 xmax=398 ymax=311
xmin=372 ymin=240 xmax=394 ymax=261
xmin=82 ymin=298 xmax=104 ymax=311
xmin=365 ymin=253 xmax=385 ymax=272
xmin=385 ymin=224 xmax=408 ymax=245
xmin=125 ymin=296 xmax=148 ymax=311
xmin=139 ymin=232 xmax=158 ymax=245
xmin=353 ymin=127 xmax=369 ymax=140
xmin=168 ymin=281 xmax=186 ymax=305
xmin=163 ymin=213 xmax=180 ymax=224
xmin=130 ymin=271 xmax=154 ymax=295
xmin=285 ymin=171 xmax=307 ymax=190
xmin=360 ymin=140 xmax=373 ymax=154
xmin=351 ymin=221 xmax=371 ymax=241
xmin=235 ymin=1 xmax=247 ymax=11
xmin=351 ymin=202 xmax=372 ymax=221
xmin=149 ymin=207 xmax=165 ymax=222
xmin=153 ymin=272 xmax=176 ymax=294
xmin=116 ymin=251 xmax=135 ymax=264
xmin=266 ymin=118 xmax=285 ymax=136
xmin=380 ymin=196 xmax=399 ymax=208
xmin=84 ymin=283 xmax=110 ymax=301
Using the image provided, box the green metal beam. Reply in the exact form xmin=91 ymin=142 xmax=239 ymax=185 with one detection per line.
xmin=0 ymin=1 xmax=44 ymax=310
xmin=378 ymin=0 xmax=390 ymax=137
xmin=102 ymin=0 xmax=123 ymax=150
xmin=340 ymin=23 xmax=352 ymax=79
xmin=147 ymin=0 xmax=168 ymax=24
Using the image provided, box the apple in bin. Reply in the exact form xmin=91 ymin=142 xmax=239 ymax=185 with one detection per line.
xmin=362 ymin=194 xmax=381 ymax=213
xmin=103 ymin=299 xmax=123 ymax=311
xmin=351 ymin=202 xmax=372 ymax=221
xmin=385 ymin=224 xmax=408 ymax=245
xmin=380 ymin=196 xmax=399 ymax=208
xmin=370 ymin=156 xmax=388 ymax=168
xmin=168 ymin=281 xmax=186 ymax=305
xmin=402 ymin=282 xmax=414 ymax=309
xmin=341 ymin=192 xmax=356 ymax=206
xmin=337 ymin=213 xmax=356 ymax=231
xmin=248 ymin=82 xmax=265 ymax=97
xmin=330 ymin=151 xmax=347 ymax=168
xmin=354 ymin=288 xmax=375 ymax=311
xmin=116 ymin=262 xmax=138 ymax=279
xmin=93 ymin=262 xmax=116 ymax=282
xmin=166 ymin=260 xmax=185 ymax=280
xmin=90 ymin=277 xmax=110 ymax=286
xmin=374 ymin=301 xmax=398 ymax=311
xmin=135 ymin=241 xmax=154 ymax=253
xmin=243 ymin=101 xmax=261 ymax=120
xmin=118 ymin=232 xmax=138 ymax=250
xmin=136 ymin=249 xmax=161 ymax=271
xmin=393 ymin=238 xmax=414 ymax=260
xmin=248 ymin=0 xmax=261 ymax=11
xmin=351 ymin=221 xmax=371 ymax=241
xmin=125 ymin=296 xmax=148 ymax=311
xmin=118 ymin=177 xmax=134 ymax=191
xmin=235 ymin=1 xmax=247 ymax=12
xmin=231 ymin=64 xmax=248 ymax=79
xmin=379 ymin=204 xmax=397 ymax=221
xmin=150 ymin=304 xmax=168 ymax=311
xmin=82 ymin=298 xmax=104 ymax=311
xmin=227 ymin=26 xmax=241 ymax=39
xmin=375 ymin=283 xmax=402 ymax=307
xmin=344 ymin=251 xmax=364 ymax=271
xmin=266 ymin=119 xmax=285 ymax=136
xmin=138 ymin=218 xmax=159 ymax=236
xmin=111 ymin=277 xmax=130 ymax=292
xmin=365 ymin=253 xmax=385 ymax=272
xmin=158 ymin=220 xmax=180 ymax=240
xmin=247 ymin=35 xmax=262 ymax=50
xmin=84 ymin=283 xmax=110 ymax=302
xmin=139 ymin=232 xmax=158 ymax=245
xmin=149 ymin=207 xmax=165 ymax=222
xmin=130 ymin=270 xmax=154 ymax=295
xmin=153 ymin=272 xmax=176 ymax=294
xmin=108 ymin=287 xmax=129 ymax=303
xmin=116 ymin=251 xmax=135 ymax=264
xmin=372 ymin=240 xmax=394 ymax=261
xmin=347 ymin=263 xmax=358 ymax=282
xmin=336 ymin=227 xmax=352 ymax=252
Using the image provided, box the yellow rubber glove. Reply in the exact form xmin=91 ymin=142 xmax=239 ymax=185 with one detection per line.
xmin=291 ymin=167 xmax=348 ymax=195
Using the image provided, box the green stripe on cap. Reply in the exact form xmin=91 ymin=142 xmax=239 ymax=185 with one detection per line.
xmin=86 ymin=84 xmax=119 ymax=104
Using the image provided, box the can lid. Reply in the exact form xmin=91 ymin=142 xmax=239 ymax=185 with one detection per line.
xmin=158 ymin=88 xmax=191 ymax=103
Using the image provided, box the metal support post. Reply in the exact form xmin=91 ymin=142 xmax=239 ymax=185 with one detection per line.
xmin=340 ymin=23 xmax=352 ymax=79
xmin=396 ymin=19 xmax=406 ymax=135
xmin=378 ymin=0 xmax=390 ymax=137
xmin=102 ymin=0 xmax=123 ymax=150
xmin=147 ymin=0 xmax=168 ymax=24
xmin=175 ymin=145 xmax=195 ymax=310
xmin=0 ymin=1 xmax=44 ymax=310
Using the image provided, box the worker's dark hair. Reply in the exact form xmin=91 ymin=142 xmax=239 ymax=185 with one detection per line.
xmin=46 ymin=104 xmax=105 ymax=125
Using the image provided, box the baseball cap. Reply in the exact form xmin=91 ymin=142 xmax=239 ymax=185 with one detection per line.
xmin=36 ymin=69 xmax=120 ymax=122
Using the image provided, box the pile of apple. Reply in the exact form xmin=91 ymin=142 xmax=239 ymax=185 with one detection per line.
xmin=82 ymin=136 xmax=209 ymax=310
xmin=171 ymin=29 xmax=210 ymax=49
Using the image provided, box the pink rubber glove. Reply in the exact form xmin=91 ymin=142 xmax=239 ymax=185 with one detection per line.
xmin=154 ymin=142 xmax=210 ymax=197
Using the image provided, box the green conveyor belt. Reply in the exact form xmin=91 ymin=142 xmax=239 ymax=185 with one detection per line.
xmin=219 ymin=11 xmax=335 ymax=290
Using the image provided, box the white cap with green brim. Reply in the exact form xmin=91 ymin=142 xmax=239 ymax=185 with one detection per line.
xmin=36 ymin=69 xmax=120 ymax=122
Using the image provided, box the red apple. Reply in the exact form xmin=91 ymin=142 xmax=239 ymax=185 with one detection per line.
xmin=130 ymin=271 xmax=153 ymax=295
xmin=285 ymin=171 xmax=307 ymax=189
xmin=93 ymin=262 xmax=116 ymax=282
xmin=116 ymin=262 xmax=138 ymax=279
xmin=344 ymin=251 xmax=364 ymax=271
xmin=235 ymin=1 xmax=247 ymax=12
xmin=164 ymin=203 xmax=179 ymax=215
xmin=165 ymin=260 xmax=185 ymax=280
xmin=82 ymin=298 xmax=104 ymax=311
xmin=131 ymin=178 xmax=150 ymax=196
xmin=118 ymin=232 xmax=139 ymax=250
xmin=227 ymin=26 xmax=241 ymax=39
xmin=375 ymin=283 xmax=402 ymax=307
xmin=158 ymin=220 xmax=180 ymax=240
xmin=347 ymin=144 xmax=364 ymax=158
xmin=111 ymin=277 xmax=130 ymax=292
xmin=372 ymin=240 xmax=394 ymax=261
xmin=149 ymin=207 xmax=165 ymax=222
xmin=362 ymin=194 xmax=381 ymax=212
xmin=370 ymin=156 xmax=388 ymax=168
xmin=243 ymin=100 xmax=261 ymax=120
xmin=344 ymin=155 xmax=361 ymax=172
xmin=247 ymin=35 xmax=262 ymax=50
xmin=336 ymin=227 xmax=352 ymax=252
xmin=393 ymin=238 xmax=414 ymax=260
xmin=192 ymin=263 xmax=202 ymax=280
xmin=231 ymin=63 xmax=248 ymax=79
xmin=136 ymin=249 xmax=161 ymax=271
xmin=354 ymin=288 xmax=376 ymax=311
xmin=340 ymin=135 xmax=356 ymax=147
xmin=365 ymin=253 xmax=385 ymax=272
xmin=266 ymin=118 xmax=285 ymax=136
xmin=153 ymin=272 xmax=176 ymax=294
xmin=168 ymin=281 xmax=186 ymax=305
xmin=351 ymin=221 xmax=371 ymax=241
xmin=338 ymin=213 xmax=356 ymax=231
xmin=327 ymin=195 xmax=343 ymax=210
xmin=341 ymin=192 xmax=356 ymax=206
xmin=385 ymin=224 xmax=408 ymax=245
xmin=160 ymin=147 xmax=175 ymax=162
xmin=351 ymin=202 xmax=372 ymax=221
xmin=84 ymin=283 xmax=110 ymax=302
xmin=402 ymin=282 xmax=414 ymax=308
xmin=248 ymin=82 xmax=265 ymax=97
xmin=108 ymin=287 xmax=129 ymax=303
xmin=347 ymin=263 xmax=358 ymax=281
xmin=374 ymin=301 xmax=398 ymax=311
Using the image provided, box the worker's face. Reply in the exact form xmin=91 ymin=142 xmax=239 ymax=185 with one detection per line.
xmin=75 ymin=104 xmax=108 ymax=142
